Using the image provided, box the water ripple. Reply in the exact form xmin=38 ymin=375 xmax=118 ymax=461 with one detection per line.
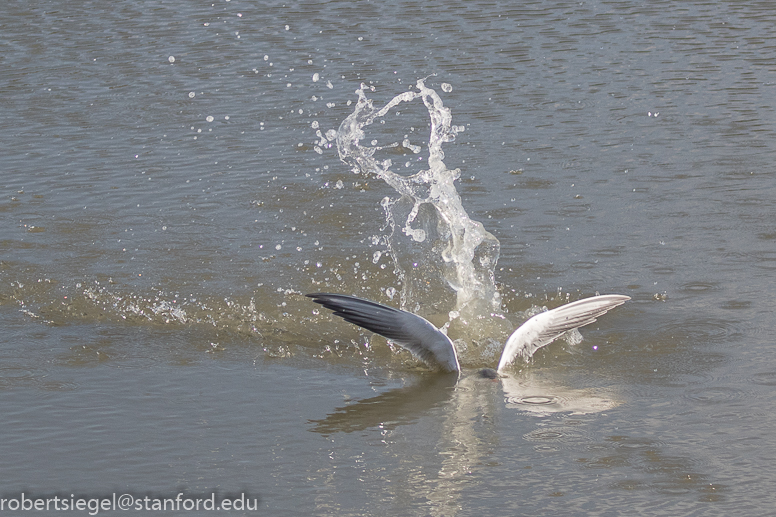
xmin=751 ymin=371 xmax=776 ymax=387
xmin=683 ymin=386 xmax=745 ymax=405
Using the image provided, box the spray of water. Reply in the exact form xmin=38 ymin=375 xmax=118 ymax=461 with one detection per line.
xmin=336 ymin=79 xmax=501 ymax=318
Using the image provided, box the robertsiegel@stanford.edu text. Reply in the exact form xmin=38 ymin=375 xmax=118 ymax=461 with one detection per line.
xmin=0 ymin=492 xmax=259 ymax=514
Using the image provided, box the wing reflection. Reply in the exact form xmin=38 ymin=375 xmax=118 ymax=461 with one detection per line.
xmin=501 ymin=371 xmax=620 ymax=415
xmin=310 ymin=370 xmax=619 ymax=437
xmin=308 ymin=372 xmax=458 ymax=436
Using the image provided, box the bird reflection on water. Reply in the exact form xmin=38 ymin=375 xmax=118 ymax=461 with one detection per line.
xmin=309 ymin=368 xmax=619 ymax=436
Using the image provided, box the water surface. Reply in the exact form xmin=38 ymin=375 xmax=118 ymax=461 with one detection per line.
xmin=2 ymin=0 xmax=776 ymax=515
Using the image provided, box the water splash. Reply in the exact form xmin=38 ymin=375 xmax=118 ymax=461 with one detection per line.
xmin=336 ymin=79 xmax=501 ymax=316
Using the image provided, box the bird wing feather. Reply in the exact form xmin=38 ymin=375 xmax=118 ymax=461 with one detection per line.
xmin=307 ymin=293 xmax=460 ymax=373
xmin=497 ymin=294 xmax=630 ymax=371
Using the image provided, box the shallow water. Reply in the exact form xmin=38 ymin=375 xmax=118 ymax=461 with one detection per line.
xmin=2 ymin=0 xmax=776 ymax=515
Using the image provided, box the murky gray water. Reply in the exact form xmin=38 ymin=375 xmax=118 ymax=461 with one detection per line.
xmin=2 ymin=0 xmax=776 ymax=515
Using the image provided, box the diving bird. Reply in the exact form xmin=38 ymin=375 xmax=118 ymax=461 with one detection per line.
xmin=306 ymin=292 xmax=630 ymax=375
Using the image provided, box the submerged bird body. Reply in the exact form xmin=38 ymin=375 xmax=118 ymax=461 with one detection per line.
xmin=307 ymin=292 xmax=629 ymax=373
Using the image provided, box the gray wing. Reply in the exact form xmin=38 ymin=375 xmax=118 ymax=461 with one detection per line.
xmin=497 ymin=294 xmax=630 ymax=372
xmin=307 ymin=293 xmax=460 ymax=373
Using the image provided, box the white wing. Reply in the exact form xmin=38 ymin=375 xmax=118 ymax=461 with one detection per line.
xmin=307 ymin=293 xmax=460 ymax=373
xmin=497 ymin=295 xmax=630 ymax=372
